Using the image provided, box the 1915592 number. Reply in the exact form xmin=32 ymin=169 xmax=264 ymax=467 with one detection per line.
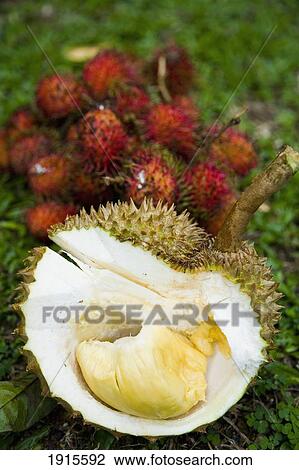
xmin=48 ymin=453 xmax=105 ymax=466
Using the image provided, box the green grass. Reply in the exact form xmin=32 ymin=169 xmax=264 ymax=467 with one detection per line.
xmin=0 ymin=0 xmax=298 ymax=450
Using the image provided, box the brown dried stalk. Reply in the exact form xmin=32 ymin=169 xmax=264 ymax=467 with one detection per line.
xmin=215 ymin=145 xmax=299 ymax=252
xmin=202 ymin=116 xmax=241 ymax=152
xmin=157 ymin=55 xmax=172 ymax=102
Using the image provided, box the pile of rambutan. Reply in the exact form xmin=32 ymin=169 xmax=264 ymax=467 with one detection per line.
xmin=1 ymin=43 xmax=258 ymax=239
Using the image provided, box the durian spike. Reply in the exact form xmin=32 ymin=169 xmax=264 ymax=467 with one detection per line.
xmin=215 ymin=145 xmax=299 ymax=252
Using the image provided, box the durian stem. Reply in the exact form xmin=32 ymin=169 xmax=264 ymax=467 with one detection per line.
xmin=157 ymin=56 xmax=172 ymax=102
xmin=215 ymin=145 xmax=299 ymax=252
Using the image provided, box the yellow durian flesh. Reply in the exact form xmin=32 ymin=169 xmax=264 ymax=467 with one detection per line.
xmin=188 ymin=321 xmax=231 ymax=358
xmin=76 ymin=323 xmax=230 ymax=419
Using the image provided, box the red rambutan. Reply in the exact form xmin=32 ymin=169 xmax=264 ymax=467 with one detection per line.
xmin=172 ymin=95 xmax=200 ymax=121
xmin=26 ymin=202 xmax=77 ymax=240
xmin=145 ymin=103 xmax=197 ymax=160
xmin=83 ymin=50 xmax=141 ymax=99
xmin=66 ymin=122 xmax=81 ymax=143
xmin=125 ymin=144 xmax=180 ymax=205
xmin=72 ymin=171 xmax=113 ymax=207
xmin=0 ymin=130 xmax=9 ymax=169
xmin=6 ymin=107 xmax=37 ymax=141
xmin=210 ymin=128 xmax=258 ymax=176
xmin=9 ymin=133 xmax=53 ymax=174
xmin=183 ymin=162 xmax=232 ymax=219
xmin=125 ymin=135 xmax=141 ymax=154
xmin=114 ymin=86 xmax=151 ymax=121
xmin=79 ymin=108 xmax=128 ymax=173
xmin=36 ymin=74 xmax=87 ymax=119
xmin=28 ymin=154 xmax=74 ymax=197
xmin=150 ymin=43 xmax=194 ymax=95
xmin=203 ymin=191 xmax=237 ymax=235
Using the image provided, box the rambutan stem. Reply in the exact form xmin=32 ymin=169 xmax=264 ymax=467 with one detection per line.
xmin=215 ymin=145 xmax=299 ymax=252
xmin=203 ymin=116 xmax=241 ymax=151
xmin=157 ymin=56 xmax=172 ymax=102
xmin=101 ymin=175 xmax=125 ymax=186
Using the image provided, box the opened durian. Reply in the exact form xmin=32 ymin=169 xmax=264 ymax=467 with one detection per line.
xmin=15 ymin=146 xmax=298 ymax=436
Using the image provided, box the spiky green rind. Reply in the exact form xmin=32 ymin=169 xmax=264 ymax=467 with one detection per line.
xmin=13 ymin=247 xmax=46 ymax=345
xmin=49 ymin=199 xmax=281 ymax=344
xmin=49 ymin=199 xmax=211 ymax=270
xmin=13 ymin=246 xmax=47 ymax=339
xmin=13 ymin=247 xmax=83 ymax=417
xmin=12 ymin=247 xmax=54 ymax=401
xmin=22 ymin=349 xmax=50 ymax=396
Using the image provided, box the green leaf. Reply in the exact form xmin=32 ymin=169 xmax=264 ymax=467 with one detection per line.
xmin=0 ymin=373 xmax=56 ymax=433
xmin=0 ymin=433 xmax=15 ymax=449
xmin=15 ymin=426 xmax=50 ymax=450
xmin=259 ymin=436 xmax=269 ymax=449
xmin=267 ymin=363 xmax=299 ymax=386
xmin=278 ymin=407 xmax=290 ymax=420
xmin=93 ymin=430 xmax=115 ymax=449
xmin=257 ymin=420 xmax=269 ymax=433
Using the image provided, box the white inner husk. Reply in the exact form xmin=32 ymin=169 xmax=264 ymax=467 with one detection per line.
xmin=22 ymin=226 xmax=265 ymax=436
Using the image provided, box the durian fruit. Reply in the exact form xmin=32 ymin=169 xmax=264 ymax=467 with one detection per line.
xmin=15 ymin=146 xmax=298 ymax=436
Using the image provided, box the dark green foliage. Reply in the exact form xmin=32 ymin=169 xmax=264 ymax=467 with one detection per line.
xmin=0 ymin=373 xmax=55 ymax=433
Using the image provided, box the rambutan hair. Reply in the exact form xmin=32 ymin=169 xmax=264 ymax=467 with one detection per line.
xmin=72 ymin=170 xmax=113 ymax=207
xmin=150 ymin=43 xmax=194 ymax=95
xmin=125 ymin=144 xmax=180 ymax=205
xmin=210 ymin=128 xmax=258 ymax=176
xmin=114 ymin=86 xmax=151 ymax=121
xmin=183 ymin=162 xmax=232 ymax=219
xmin=26 ymin=202 xmax=77 ymax=240
xmin=83 ymin=50 xmax=141 ymax=99
xmin=145 ymin=103 xmax=197 ymax=160
xmin=9 ymin=133 xmax=53 ymax=174
xmin=36 ymin=74 xmax=87 ymax=119
xmin=172 ymin=95 xmax=200 ymax=121
xmin=6 ymin=107 xmax=37 ymax=141
xmin=28 ymin=154 xmax=74 ymax=197
xmin=79 ymin=108 xmax=128 ymax=173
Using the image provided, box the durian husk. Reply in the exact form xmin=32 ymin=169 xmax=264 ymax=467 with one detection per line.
xmin=14 ymin=199 xmax=281 ymax=434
